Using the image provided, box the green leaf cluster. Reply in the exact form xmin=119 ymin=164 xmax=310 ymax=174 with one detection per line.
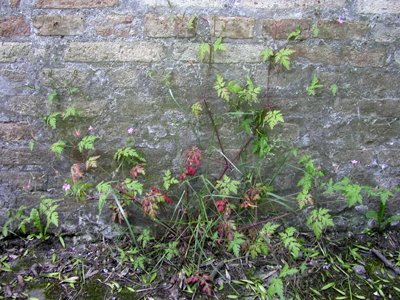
xmin=77 ymin=135 xmax=98 ymax=152
xmin=50 ymin=140 xmax=66 ymax=156
xmin=279 ymin=227 xmax=302 ymax=258
xmin=261 ymin=48 xmax=296 ymax=70
xmin=306 ymin=76 xmax=323 ymax=95
xmin=227 ymin=232 xmax=246 ymax=257
xmin=214 ymin=74 xmax=260 ymax=105
xmin=216 ymin=175 xmax=240 ymax=196
xmin=199 ymin=37 xmax=226 ymax=61
xmin=163 ymin=170 xmax=179 ymax=190
xmin=114 ymin=147 xmax=146 ymax=163
xmin=268 ymin=264 xmax=298 ymax=300
xmin=287 ymin=26 xmax=301 ymax=40
xmin=307 ymin=208 xmax=334 ymax=239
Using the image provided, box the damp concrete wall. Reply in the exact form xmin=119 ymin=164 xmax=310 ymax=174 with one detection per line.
xmin=1 ymin=0 xmax=400 ymax=236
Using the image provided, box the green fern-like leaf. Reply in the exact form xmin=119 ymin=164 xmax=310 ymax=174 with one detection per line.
xmin=279 ymin=227 xmax=301 ymax=258
xmin=214 ymin=74 xmax=230 ymax=102
xmin=50 ymin=140 xmax=66 ymax=156
xmin=330 ymin=84 xmax=338 ymax=96
xmin=43 ymin=112 xmax=61 ymax=129
xmin=163 ymin=170 xmax=179 ymax=190
xmin=213 ymin=37 xmax=226 ymax=52
xmin=63 ymin=107 xmax=83 ymax=120
xmin=77 ymin=135 xmax=98 ymax=152
xmin=199 ymin=43 xmax=210 ymax=61
xmin=252 ymin=135 xmax=273 ymax=158
xmin=227 ymin=232 xmax=246 ymax=257
xmin=114 ymin=147 xmax=145 ymax=162
xmin=275 ymin=48 xmax=296 ymax=70
xmin=287 ymin=26 xmax=301 ymax=40
xmin=260 ymin=48 xmax=274 ymax=62
xmin=306 ymin=77 xmax=323 ymax=95
xmin=268 ymin=277 xmax=284 ymax=299
xmin=191 ymin=102 xmax=203 ymax=120
xmin=264 ymin=110 xmax=284 ymax=129
xmin=307 ymin=208 xmax=334 ymax=239
xmin=124 ymin=178 xmax=144 ymax=196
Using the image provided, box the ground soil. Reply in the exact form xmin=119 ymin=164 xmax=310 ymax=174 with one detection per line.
xmin=1 ymin=230 xmax=399 ymax=300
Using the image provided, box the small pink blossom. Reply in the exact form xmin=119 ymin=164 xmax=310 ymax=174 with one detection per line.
xmin=88 ymin=126 xmax=94 ymax=131
xmin=337 ymin=18 xmax=345 ymax=24
xmin=62 ymin=183 xmax=70 ymax=191
xmin=351 ymin=160 xmax=358 ymax=165
xmin=127 ymin=127 xmax=134 ymax=134
xmin=74 ymin=129 xmax=81 ymax=137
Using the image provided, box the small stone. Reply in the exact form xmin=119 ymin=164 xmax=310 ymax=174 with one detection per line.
xmin=352 ymin=265 xmax=366 ymax=275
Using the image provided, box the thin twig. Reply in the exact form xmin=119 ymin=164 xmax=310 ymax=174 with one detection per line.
xmin=371 ymin=248 xmax=400 ymax=276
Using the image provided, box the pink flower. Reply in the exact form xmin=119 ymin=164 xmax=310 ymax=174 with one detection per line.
xmin=351 ymin=160 xmax=358 ymax=165
xmin=337 ymin=18 xmax=345 ymax=24
xmin=88 ymin=126 xmax=94 ymax=131
xmin=62 ymin=184 xmax=70 ymax=191
xmin=127 ymin=127 xmax=134 ymax=134
xmin=74 ymin=129 xmax=81 ymax=137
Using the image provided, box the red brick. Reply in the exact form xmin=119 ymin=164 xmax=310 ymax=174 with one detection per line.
xmin=343 ymin=46 xmax=386 ymax=68
xmin=0 ymin=123 xmax=32 ymax=141
xmin=289 ymin=45 xmax=342 ymax=65
xmin=33 ymin=15 xmax=84 ymax=36
xmin=210 ymin=16 xmax=254 ymax=38
xmin=10 ymin=0 xmax=21 ymax=7
xmin=317 ymin=19 xmax=369 ymax=40
xmin=95 ymin=15 xmax=134 ymax=37
xmin=36 ymin=0 xmax=118 ymax=8
xmin=262 ymin=18 xmax=312 ymax=39
xmin=144 ymin=14 xmax=196 ymax=38
xmin=0 ymin=16 xmax=30 ymax=36
xmin=0 ymin=147 xmax=51 ymax=165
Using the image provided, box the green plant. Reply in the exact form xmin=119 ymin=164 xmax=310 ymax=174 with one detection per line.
xmin=8 ymin=23 xmax=388 ymax=300
xmin=2 ymin=196 xmax=59 ymax=241
xmin=365 ymin=187 xmax=400 ymax=232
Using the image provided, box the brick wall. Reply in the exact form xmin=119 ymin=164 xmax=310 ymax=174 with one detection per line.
xmin=1 ymin=0 xmax=400 ymax=232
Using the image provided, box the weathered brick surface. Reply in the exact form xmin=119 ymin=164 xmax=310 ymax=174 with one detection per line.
xmin=0 ymin=147 xmax=51 ymax=165
xmin=173 ymin=43 xmax=265 ymax=63
xmin=140 ymin=0 xmax=222 ymax=7
xmin=395 ymin=50 xmax=400 ymax=65
xmin=109 ymin=68 xmax=140 ymax=87
xmin=1 ymin=0 xmax=400 ymax=233
xmin=332 ymin=149 xmax=374 ymax=166
xmin=357 ymin=0 xmax=400 ymax=14
xmin=261 ymin=19 xmax=312 ymax=39
xmin=334 ymin=99 xmax=400 ymax=118
xmin=64 ymin=42 xmax=165 ymax=62
xmin=378 ymin=150 xmax=400 ymax=167
xmin=0 ymin=123 xmax=32 ymax=141
xmin=243 ymin=0 xmax=346 ymax=9
xmin=36 ymin=0 xmax=118 ymax=8
xmin=316 ymin=20 xmax=369 ymax=40
xmin=372 ymin=24 xmax=400 ymax=43
xmin=8 ymin=96 xmax=48 ymax=116
xmin=0 ymin=43 xmax=31 ymax=63
xmin=95 ymin=15 xmax=134 ymax=37
xmin=40 ymin=69 xmax=88 ymax=87
xmin=210 ymin=16 xmax=254 ymax=39
xmin=0 ymin=69 xmax=26 ymax=82
xmin=0 ymin=16 xmax=30 ymax=36
xmin=0 ymin=171 xmax=47 ymax=190
xmin=9 ymin=0 xmax=21 ymax=7
xmin=144 ymin=14 xmax=196 ymax=38
xmin=289 ymin=45 xmax=386 ymax=67
xmin=342 ymin=47 xmax=386 ymax=68
xmin=289 ymin=45 xmax=341 ymax=65
xmin=33 ymin=15 xmax=84 ymax=36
